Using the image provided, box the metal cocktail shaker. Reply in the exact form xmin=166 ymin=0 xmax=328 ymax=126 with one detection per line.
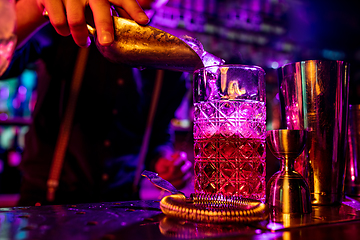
xmin=87 ymin=17 xmax=204 ymax=72
xmin=277 ymin=60 xmax=350 ymax=205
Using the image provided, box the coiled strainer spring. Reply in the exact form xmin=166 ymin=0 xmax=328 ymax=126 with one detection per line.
xmin=142 ymin=170 xmax=268 ymax=223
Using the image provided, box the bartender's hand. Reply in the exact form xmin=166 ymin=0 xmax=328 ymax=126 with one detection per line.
xmin=38 ymin=0 xmax=149 ymax=47
xmin=154 ymin=151 xmax=193 ymax=190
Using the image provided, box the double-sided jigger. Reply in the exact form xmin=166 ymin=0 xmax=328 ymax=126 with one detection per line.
xmin=266 ymin=129 xmax=312 ymax=216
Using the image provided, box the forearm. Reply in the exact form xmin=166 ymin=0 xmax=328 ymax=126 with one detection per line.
xmin=15 ymin=0 xmax=49 ymax=49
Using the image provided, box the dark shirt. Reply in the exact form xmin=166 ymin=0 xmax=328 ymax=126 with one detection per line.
xmin=3 ymin=24 xmax=188 ymax=205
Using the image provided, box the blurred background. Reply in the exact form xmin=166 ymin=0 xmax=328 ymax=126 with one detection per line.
xmin=0 ymin=0 xmax=359 ymax=204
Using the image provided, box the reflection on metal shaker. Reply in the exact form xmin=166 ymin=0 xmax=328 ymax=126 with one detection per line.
xmin=345 ymin=105 xmax=360 ymax=196
xmin=278 ymin=60 xmax=350 ymax=205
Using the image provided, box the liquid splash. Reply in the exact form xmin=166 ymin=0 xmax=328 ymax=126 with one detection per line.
xmin=180 ymin=35 xmax=225 ymax=68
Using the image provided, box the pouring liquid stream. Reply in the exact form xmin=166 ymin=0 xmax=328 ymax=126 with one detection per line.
xmin=179 ymin=35 xmax=225 ymax=68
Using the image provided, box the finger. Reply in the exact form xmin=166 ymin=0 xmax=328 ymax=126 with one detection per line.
xmin=173 ymin=158 xmax=185 ymax=168
xmin=172 ymin=151 xmax=188 ymax=166
xmin=65 ymin=0 xmax=91 ymax=47
xmin=180 ymin=160 xmax=192 ymax=174
xmin=115 ymin=8 xmax=131 ymax=19
xmin=111 ymin=0 xmax=149 ymax=25
xmin=172 ymin=151 xmax=187 ymax=159
xmin=42 ymin=0 xmax=70 ymax=36
xmin=89 ymin=0 xmax=113 ymax=46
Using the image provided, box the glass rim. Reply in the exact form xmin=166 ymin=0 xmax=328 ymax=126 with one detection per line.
xmin=279 ymin=59 xmax=349 ymax=69
xmin=194 ymin=64 xmax=265 ymax=74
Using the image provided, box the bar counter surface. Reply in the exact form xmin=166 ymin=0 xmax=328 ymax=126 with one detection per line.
xmin=1 ymin=196 xmax=360 ymax=240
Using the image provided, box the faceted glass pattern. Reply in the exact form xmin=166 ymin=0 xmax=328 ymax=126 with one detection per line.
xmin=194 ymin=100 xmax=266 ymax=201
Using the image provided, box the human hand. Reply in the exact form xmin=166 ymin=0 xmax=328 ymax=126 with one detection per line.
xmin=38 ymin=0 xmax=149 ymax=47
xmin=154 ymin=151 xmax=193 ymax=190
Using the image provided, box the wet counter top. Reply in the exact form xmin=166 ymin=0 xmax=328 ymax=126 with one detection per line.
xmin=1 ymin=197 xmax=360 ymax=240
